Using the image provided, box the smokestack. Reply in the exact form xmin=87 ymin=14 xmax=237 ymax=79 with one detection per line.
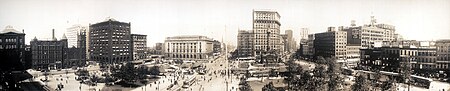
xmin=52 ymin=29 xmax=55 ymax=40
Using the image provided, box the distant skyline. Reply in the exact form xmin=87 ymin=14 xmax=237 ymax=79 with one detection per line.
xmin=1 ymin=0 xmax=449 ymax=46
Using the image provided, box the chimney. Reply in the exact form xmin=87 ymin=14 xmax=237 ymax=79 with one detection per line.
xmin=327 ymin=27 xmax=335 ymax=32
xmin=22 ymin=29 xmax=24 ymax=33
xmin=52 ymin=29 xmax=55 ymax=40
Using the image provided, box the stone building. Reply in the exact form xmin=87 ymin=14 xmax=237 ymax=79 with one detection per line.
xmin=164 ymin=35 xmax=214 ymax=61
xmin=89 ymin=18 xmax=132 ymax=65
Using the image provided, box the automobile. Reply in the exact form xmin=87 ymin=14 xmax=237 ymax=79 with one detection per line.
xmin=57 ymin=69 xmax=62 ymax=71
xmin=72 ymin=66 xmax=78 ymax=70
xmin=83 ymin=80 xmax=97 ymax=86
xmin=105 ymin=82 xmax=114 ymax=86
xmin=41 ymin=69 xmax=49 ymax=72
xmin=166 ymin=84 xmax=174 ymax=90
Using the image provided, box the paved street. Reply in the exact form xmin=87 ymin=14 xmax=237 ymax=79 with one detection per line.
xmin=33 ymin=72 xmax=107 ymax=91
xmin=294 ymin=59 xmax=316 ymax=71
xmin=129 ymin=54 xmax=240 ymax=91
xmin=188 ymin=55 xmax=240 ymax=91
xmin=396 ymin=81 xmax=450 ymax=91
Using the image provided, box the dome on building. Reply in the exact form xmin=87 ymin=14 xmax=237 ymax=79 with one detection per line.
xmin=1 ymin=25 xmax=23 ymax=34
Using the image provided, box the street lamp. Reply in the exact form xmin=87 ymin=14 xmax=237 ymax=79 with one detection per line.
xmin=79 ymin=81 xmax=82 ymax=91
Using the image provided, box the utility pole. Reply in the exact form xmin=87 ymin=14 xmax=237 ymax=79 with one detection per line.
xmin=225 ymin=25 xmax=229 ymax=91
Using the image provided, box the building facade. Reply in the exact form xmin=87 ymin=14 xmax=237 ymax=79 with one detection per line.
xmin=252 ymin=10 xmax=283 ymax=54
xmin=283 ymin=30 xmax=295 ymax=53
xmin=300 ymin=28 xmax=309 ymax=41
xmin=314 ymin=28 xmax=347 ymax=62
xmin=131 ymin=34 xmax=147 ymax=60
xmin=237 ymin=30 xmax=254 ymax=57
xmin=66 ymin=25 xmax=87 ymax=67
xmin=66 ymin=25 xmax=88 ymax=48
xmin=0 ymin=26 xmax=27 ymax=71
xmin=304 ymin=34 xmax=315 ymax=58
xmin=164 ymin=35 xmax=214 ymax=61
xmin=30 ymin=29 xmax=68 ymax=69
xmin=212 ymin=40 xmax=221 ymax=55
xmin=346 ymin=44 xmax=360 ymax=68
xmin=89 ymin=18 xmax=132 ymax=64
xmin=359 ymin=40 xmax=447 ymax=74
xmin=344 ymin=16 xmax=398 ymax=49
xmin=359 ymin=46 xmax=417 ymax=72
xmin=281 ymin=34 xmax=288 ymax=53
xmin=436 ymin=40 xmax=450 ymax=71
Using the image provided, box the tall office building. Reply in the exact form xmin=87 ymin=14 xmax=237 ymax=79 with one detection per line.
xmin=284 ymin=30 xmax=295 ymax=52
xmin=30 ymin=29 xmax=68 ymax=69
xmin=346 ymin=16 xmax=397 ymax=49
xmin=304 ymin=34 xmax=315 ymax=58
xmin=164 ymin=35 xmax=214 ymax=61
xmin=0 ymin=26 xmax=27 ymax=70
xmin=89 ymin=18 xmax=132 ymax=65
xmin=66 ymin=25 xmax=87 ymax=48
xmin=314 ymin=28 xmax=347 ymax=62
xmin=300 ymin=28 xmax=309 ymax=41
xmin=281 ymin=34 xmax=288 ymax=52
xmin=131 ymin=34 xmax=147 ymax=60
xmin=237 ymin=30 xmax=254 ymax=57
xmin=252 ymin=10 xmax=282 ymax=54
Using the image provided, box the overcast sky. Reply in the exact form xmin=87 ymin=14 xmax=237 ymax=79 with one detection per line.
xmin=1 ymin=0 xmax=449 ymax=46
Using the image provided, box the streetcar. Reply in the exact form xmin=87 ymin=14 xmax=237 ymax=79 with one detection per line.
xmin=182 ymin=76 xmax=196 ymax=88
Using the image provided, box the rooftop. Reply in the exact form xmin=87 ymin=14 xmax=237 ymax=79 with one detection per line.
xmin=1 ymin=25 xmax=24 ymax=34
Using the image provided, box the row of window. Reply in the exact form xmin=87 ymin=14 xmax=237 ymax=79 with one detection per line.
xmin=170 ymin=54 xmax=203 ymax=59
xmin=1 ymin=38 xmax=21 ymax=43
xmin=412 ymin=64 xmax=449 ymax=69
xmin=0 ymin=45 xmax=21 ymax=49
xmin=169 ymin=49 xmax=201 ymax=53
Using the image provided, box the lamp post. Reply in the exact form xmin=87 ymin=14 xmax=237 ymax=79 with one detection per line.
xmin=79 ymin=81 xmax=82 ymax=91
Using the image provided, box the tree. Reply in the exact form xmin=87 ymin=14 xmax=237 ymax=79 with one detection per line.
xmin=269 ymin=69 xmax=277 ymax=77
xmin=352 ymin=75 xmax=370 ymax=91
xmin=399 ymin=60 xmax=411 ymax=86
xmin=137 ymin=66 xmax=149 ymax=79
xmin=111 ymin=63 xmax=139 ymax=83
xmin=313 ymin=65 xmax=329 ymax=91
xmin=292 ymin=48 xmax=302 ymax=59
xmin=149 ymin=66 xmax=160 ymax=75
xmin=262 ymin=82 xmax=277 ymax=91
xmin=286 ymin=59 xmax=303 ymax=90
xmin=381 ymin=80 xmax=396 ymax=91
xmin=315 ymin=56 xmax=327 ymax=64
xmin=326 ymin=57 xmax=344 ymax=91
xmin=76 ymin=69 xmax=89 ymax=76
xmin=239 ymin=75 xmax=253 ymax=91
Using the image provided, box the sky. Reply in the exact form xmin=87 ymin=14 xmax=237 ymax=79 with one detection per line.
xmin=1 ymin=0 xmax=449 ymax=46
